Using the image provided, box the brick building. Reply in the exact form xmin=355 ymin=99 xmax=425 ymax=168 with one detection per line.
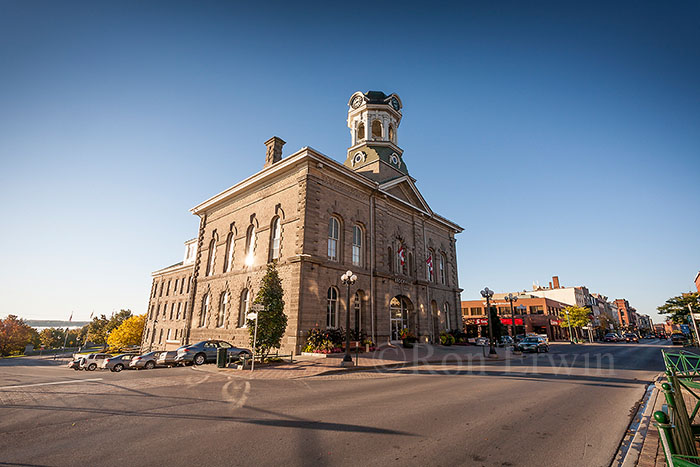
xmin=142 ymin=91 xmax=463 ymax=353
xmin=461 ymin=294 xmax=568 ymax=341
xmin=613 ymin=298 xmax=638 ymax=330
xmin=695 ymin=271 xmax=700 ymax=293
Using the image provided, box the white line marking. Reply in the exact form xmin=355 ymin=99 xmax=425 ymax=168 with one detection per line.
xmin=0 ymin=378 xmax=103 ymax=389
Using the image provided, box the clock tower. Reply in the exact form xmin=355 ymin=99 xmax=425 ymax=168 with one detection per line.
xmin=344 ymin=91 xmax=409 ymax=182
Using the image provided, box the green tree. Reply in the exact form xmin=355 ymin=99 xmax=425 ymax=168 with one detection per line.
xmin=107 ymin=314 xmax=145 ymax=350
xmin=489 ymin=306 xmax=505 ymax=340
xmin=562 ymin=306 xmax=591 ymax=328
xmin=658 ymin=293 xmax=700 ymax=324
xmin=596 ymin=313 xmax=617 ymax=333
xmin=86 ymin=310 xmax=132 ymax=347
xmin=248 ymin=263 xmax=287 ymax=360
xmin=39 ymin=327 xmax=65 ymax=348
xmin=0 ymin=315 xmax=38 ymax=356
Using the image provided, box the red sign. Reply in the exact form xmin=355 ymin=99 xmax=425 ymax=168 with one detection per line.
xmin=550 ymin=319 xmax=561 ymax=326
xmin=500 ymin=318 xmax=524 ymax=325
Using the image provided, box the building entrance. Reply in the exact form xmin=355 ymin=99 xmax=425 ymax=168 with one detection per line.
xmin=390 ymin=296 xmax=411 ymax=341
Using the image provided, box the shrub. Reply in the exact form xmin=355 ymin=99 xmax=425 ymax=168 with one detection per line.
xmin=440 ymin=332 xmax=455 ymax=346
xmin=302 ymin=327 xmax=345 ymax=353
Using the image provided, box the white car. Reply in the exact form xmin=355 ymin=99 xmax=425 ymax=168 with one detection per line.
xmin=79 ymin=353 xmax=112 ymax=371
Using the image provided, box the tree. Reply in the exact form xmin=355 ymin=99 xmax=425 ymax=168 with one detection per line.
xmin=107 ymin=314 xmax=146 ymax=350
xmin=248 ymin=263 xmax=287 ymax=360
xmin=562 ymin=306 xmax=591 ymax=329
xmin=596 ymin=313 xmax=617 ymax=333
xmin=658 ymin=293 xmax=700 ymax=324
xmin=0 ymin=315 xmax=38 ymax=356
xmin=86 ymin=310 xmax=132 ymax=347
xmin=39 ymin=327 xmax=65 ymax=348
xmin=489 ymin=306 xmax=505 ymax=340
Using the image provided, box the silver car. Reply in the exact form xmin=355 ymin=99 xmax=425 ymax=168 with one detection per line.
xmin=129 ymin=351 xmax=162 ymax=370
xmin=101 ymin=354 xmax=137 ymax=372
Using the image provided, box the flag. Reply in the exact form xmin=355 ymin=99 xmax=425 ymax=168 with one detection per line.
xmin=398 ymin=245 xmax=405 ymax=266
xmin=426 ymin=254 xmax=433 ymax=275
xmin=68 ymin=312 xmax=73 ymax=322
xmin=89 ymin=311 xmax=93 ymax=319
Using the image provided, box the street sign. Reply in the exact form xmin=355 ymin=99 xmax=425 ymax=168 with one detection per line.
xmin=246 ymin=312 xmax=258 ymax=320
xmin=251 ymin=304 xmax=265 ymax=312
xmin=693 ymin=313 xmax=700 ymax=320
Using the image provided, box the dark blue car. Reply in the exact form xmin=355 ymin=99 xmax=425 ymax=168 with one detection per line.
xmin=175 ymin=340 xmax=251 ymax=366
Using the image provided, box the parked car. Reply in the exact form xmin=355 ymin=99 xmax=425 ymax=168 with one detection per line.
xmin=498 ymin=336 xmax=514 ymax=347
xmin=67 ymin=358 xmax=85 ymax=370
xmin=516 ymin=336 xmax=549 ymax=353
xmin=175 ymin=340 xmax=251 ymax=366
xmin=671 ymin=333 xmax=687 ymax=345
xmin=603 ymin=333 xmax=620 ymax=342
xmin=475 ymin=337 xmax=489 ymax=346
xmin=101 ymin=354 xmax=138 ymax=372
xmin=129 ymin=351 xmax=162 ymax=370
xmin=156 ymin=350 xmax=180 ymax=367
xmin=622 ymin=333 xmax=639 ymax=343
xmin=79 ymin=353 xmax=112 ymax=371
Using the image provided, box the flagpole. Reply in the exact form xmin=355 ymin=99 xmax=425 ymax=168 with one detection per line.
xmin=61 ymin=311 xmax=73 ymax=359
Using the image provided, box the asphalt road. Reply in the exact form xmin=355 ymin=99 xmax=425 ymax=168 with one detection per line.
xmin=0 ymin=340 xmax=669 ymax=467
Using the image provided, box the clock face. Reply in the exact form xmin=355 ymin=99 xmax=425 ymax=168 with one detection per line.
xmin=391 ymin=97 xmax=400 ymax=111
xmin=352 ymin=96 xmax=363 ymax=109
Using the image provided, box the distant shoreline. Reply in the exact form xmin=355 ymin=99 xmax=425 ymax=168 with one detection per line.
xmin=24 ymin=320 xmax=90 ymax=328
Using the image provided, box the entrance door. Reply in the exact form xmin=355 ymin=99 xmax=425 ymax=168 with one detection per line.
xmin=431 ymin=301 xmax=440 ymax=343
xmin=390 ymin=297 xmax=408 ymax=341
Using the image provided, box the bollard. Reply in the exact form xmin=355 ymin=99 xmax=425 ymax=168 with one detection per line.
xmin=654 ymin=411 xmax=676 ymax=466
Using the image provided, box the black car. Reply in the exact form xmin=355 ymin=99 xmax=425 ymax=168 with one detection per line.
xmin=671 ymin=333 xmax=687 ymax=345
xmin=516 ymin=337 xmax=549 ymax=353
xmin=175 ymin=340 xmax=251 ymax=366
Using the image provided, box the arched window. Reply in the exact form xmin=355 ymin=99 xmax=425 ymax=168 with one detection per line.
xmin=439 ymin=253 xmax=447 ymax=285
xmin=328 ymin=217 xmax=340 ymax=261
xmin=444 ymin=302 xmax=451 ymax=331
xmin=353 ymin=291 xmax=362 ymax=336
xmin=238 ymin=288 xmax=249 ymax=328
xmin=356 ymin=122 xmax=365 ymax=142
xmin=199 ymin=294 xmax=210 ymax=328
xmin=245 ymin=225 xmax=255 ymax=266
xmin=371 ymin=120 xmax=383 ymax=139
xmin=427 ymin=249 xmax=435 ymax=282
xmin=327 ymin=287 xmax=338 ymax=328
xmin=388 ymin=124 xmax=395 ymax=143
xmin=387 ymin=247 xmax=393 ymax=272
xmin=223 ymin=232 xmax=234 ymax=273
xmin=352 ymin=224 xmax=362 ymax=266
xmin=269 ymin=217 xmax=281 ymax=262
xmin=206 ymin=234 xmax=217 ymax=276
xmin=217 ymin=292 xmax=228 ymax=328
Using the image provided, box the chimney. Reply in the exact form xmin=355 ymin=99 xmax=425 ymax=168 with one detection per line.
xmin=264 ymin=136 xmax=285 ymax=168
xmin=548 ymin=281 xmax=553 ymax=289
xmin=553 ymin=276 xmax=560 ymax=289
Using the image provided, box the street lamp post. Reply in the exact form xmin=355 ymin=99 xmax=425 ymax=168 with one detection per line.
xmin=341 ymin=270 xmax=357 ymax=367
xmin=563 ymin=310 xmax=574 ymax=344
xmin=504 ymin=293 xmax=520 ymax=355
xmin=481 ymin=287 xmax=497 ymax=358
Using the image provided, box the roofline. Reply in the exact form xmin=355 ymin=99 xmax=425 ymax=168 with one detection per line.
xmin=151 ymin=262 xmax=194 ymax=277
xmin=189 ymin=146 xmax=463 ymax=233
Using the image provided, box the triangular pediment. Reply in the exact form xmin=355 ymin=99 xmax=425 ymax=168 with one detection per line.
xmin=379 ymin=176 xmax=432 ymax=214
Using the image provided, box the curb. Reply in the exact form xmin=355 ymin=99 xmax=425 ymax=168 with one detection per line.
xmin=612 ymin=372 xmax=664 ymax=467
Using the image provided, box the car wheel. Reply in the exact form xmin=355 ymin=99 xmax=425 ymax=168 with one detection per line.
xmin=114 ymin=364 xmax=124 ymax=372
xmin=145 ymin=361 xmax=155 ymax=370
xmin=194 ymin=353 xmax=206 ymax=365
xmin=88 ymin=363 xmax=97 ymax=371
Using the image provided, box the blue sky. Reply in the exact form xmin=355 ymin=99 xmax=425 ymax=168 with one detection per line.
xmin=1 ymin=1 xmax=698 ymax=323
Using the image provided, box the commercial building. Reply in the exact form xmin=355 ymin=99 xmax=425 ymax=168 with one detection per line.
xmin=613 ymin=299 xmax=638 ymax=330
xmin=461 ymin=294 xmax=568 ymax=341
xmin=142 ymin=91 xmax=463 ymax=353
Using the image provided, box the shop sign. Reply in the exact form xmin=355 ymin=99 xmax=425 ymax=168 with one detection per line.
xmin=464 ymin=318 xmax=489 ymax=325
xmin=500 ymin=318 xmax=523 ymax=325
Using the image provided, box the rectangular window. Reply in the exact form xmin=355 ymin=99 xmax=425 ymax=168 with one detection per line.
xmin=470 ymin=307 xmax=481 ymax=316
xmin=166 ymin=280 xmax=171 ymax=296
xmin=187 ymin=276 xmax=191 ymax=293
xmin=529 ymin=306 xmax=544 ymax=314
xmin=158 ymin=329 xmax=163 ymax=344
xmin=159 ymin=282 xmax=163 ymax=297
xmin=152 ymin=282 xmax=157 ymax=298
xmin=167 ymin=329 xmax=172 ymax=341
xmin=176 ymin=302 xmax=182 ymax=320
xmin=174 ymin=279 xmax=179 ymax=295
xmin=352 ymin=226 xmax=362 ymax=266
xmin=498 ymin=307 xmax=509 ymax=315
xmin=169 ymin=305 xmax=174 ymax=320
xmin=180 ymin=277 xmax=185 ymax=294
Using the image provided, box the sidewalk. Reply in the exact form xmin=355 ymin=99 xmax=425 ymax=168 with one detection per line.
xmin=194 ymin=343 xmax=525 ymax=380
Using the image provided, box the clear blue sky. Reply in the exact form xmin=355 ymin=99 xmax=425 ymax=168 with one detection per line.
xmin=1 ymin=1 xmax=698 ymax=324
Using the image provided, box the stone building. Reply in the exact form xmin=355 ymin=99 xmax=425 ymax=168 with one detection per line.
xmin=142 ymin=91 xmax=463 ymax=354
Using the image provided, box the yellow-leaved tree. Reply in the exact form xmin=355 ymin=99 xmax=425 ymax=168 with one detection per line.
xmin=107 ymin=314 xmax=146 ymax=350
